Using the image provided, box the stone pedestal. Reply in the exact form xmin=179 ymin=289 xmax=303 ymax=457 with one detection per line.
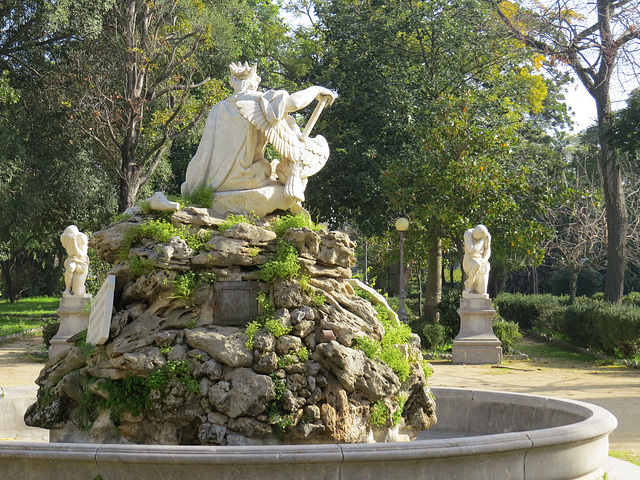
xmin=452 ymin=297 xmax=502 ymax=365
xmin=49 ymin=295 xmax=92 ymax=359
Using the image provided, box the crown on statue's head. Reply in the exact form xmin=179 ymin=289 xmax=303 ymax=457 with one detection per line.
xmin=229 ymin=61 xmax=257 ymax=79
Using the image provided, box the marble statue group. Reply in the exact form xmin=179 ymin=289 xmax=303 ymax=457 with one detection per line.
xmin=182 ymin=62 xmax=337 ymax=211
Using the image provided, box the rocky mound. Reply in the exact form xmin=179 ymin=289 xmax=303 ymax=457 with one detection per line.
xmin=25 ymin=207 xmax=436 ymax=445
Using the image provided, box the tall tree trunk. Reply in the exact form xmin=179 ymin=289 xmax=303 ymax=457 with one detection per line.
xmin=1 ymin=260 xmax=16 ymax=303
xmin=569 ymin=268 xmax=578 ymax=304
xmin=424 ymin=237 xmax=442 ymax=321
xmin=596 ymin=91 xmax=627 ymax=303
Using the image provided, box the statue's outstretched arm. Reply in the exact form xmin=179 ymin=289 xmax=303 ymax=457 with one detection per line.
xmin=286 ymin=86 xmax=336 ymax=112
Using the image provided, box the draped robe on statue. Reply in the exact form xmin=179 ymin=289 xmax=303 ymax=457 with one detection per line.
xmin=181 ymin=90 xmax=289 ymax=196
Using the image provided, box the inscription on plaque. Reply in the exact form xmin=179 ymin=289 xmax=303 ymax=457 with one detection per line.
xmin=87 ymin=275 xmax=115 ymax=345
xmin=211 ymin=282 xmax=259 ymax=326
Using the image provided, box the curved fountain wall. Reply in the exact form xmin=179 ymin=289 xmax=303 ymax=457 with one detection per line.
xmin=0 ymin=387 xmax=617 ymax=480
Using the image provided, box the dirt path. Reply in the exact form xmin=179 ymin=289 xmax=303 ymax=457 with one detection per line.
xmin=0 ymin=333 xmax=47 ymax=387
xmin=1 ymin=334 xmax=639 ymax=459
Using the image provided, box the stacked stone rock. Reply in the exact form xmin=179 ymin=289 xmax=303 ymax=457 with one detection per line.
xmin=26 ymin=206 xmax=436 ymax=445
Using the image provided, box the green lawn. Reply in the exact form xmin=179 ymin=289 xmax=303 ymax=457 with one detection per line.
xmin=516 ymin=339 xmax=607 ymax=366
xmin=0 ymin=296 xmax=60 ymax=316
xmin=0 ymin=296 xmax=59 ymax=338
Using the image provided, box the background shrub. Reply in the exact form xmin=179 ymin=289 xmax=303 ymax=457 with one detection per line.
xmin=492 ymin=319 xmax=523 ymax=354
xmin=494 ymin=293 xmax=567 ymax=330
xmin=42 ymin=318 xmax=60 ymax=348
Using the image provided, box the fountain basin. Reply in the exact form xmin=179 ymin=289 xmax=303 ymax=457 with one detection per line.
xmin=0 ymin=387 xmax=616 ymax=480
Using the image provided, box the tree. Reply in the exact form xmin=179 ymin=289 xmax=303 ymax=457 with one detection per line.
xmin=495 ymin=0 xmax=640 ymax=303
xmin=56 ymin=0 xmax=241 ymax=212
xmin=311 ymin=0 xmax=560 ymax=318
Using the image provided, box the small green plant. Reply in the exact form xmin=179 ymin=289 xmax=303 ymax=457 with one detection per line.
xmin=218 ymin=214 xmax=254 ymax=233
xmin=249 ymin=246 xmax=260 ymax=258
xmin=310 ymin=292 xmax=326 ymax=307
xmin=160 ymin=345 xmax=171 ymax=356
xmin=128 ymin=254 xmax=156 ymax=277
xmin=258 ymin=239 xmax=300 ymax=282
xmin=120 ymin=219 xmax=213 ymax=260
xmin=270 ymin=213 xmax=323 ymax=236
xmin=257 ymin=291 xmax=275 ymax=321
xmin=277 ymin=353 xmax=298 ymax=367
xmin=73 ymin=330 xmax=96 ymax=355
xmin=354 ymin=336 xmax=381 ymax=359
xmin=270 ymin=373 xmax=288 ymax=400
xmin=184 ymin=184 xmax=216 ymax=208
xmin=265 ymin=317 xmax=292 ymax=338
xmin=145 ymin=360 xmax=200 ymax=394
xmin=185 ymin=318 xmax=198 ymax=329
xmin=173 ymin=271 xmax=197 ymax=299
xmin=297 ymin=345 xmax=310 ymax=362
xmin=245 ymin=320 xmax=262 ymax=350
xmin=172 ymin=271 xmax=217 ymax=300
xmin=369 ymin=400 xmax=389 ymax=426
xmin=391 ymin=392 xmax=408 ymax=426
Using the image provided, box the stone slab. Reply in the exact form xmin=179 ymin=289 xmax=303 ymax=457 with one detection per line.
xmin=87 ymin=275 xmax=116 ymax=345
xmin=211 ymin=282 xmax=259 ymax=327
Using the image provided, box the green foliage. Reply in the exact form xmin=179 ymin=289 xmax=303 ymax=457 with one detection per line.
xmin=391 ymin=393 xmax=408 ymax=426
xmin=496 ymin=293 xmax=640 ymax=358
xmin=244 ymin=320 xmax=262 ymax=350
xmin=494 ymin=293 xmax=568 ymax=330
xmin=354 ymin=336 xmax=381 ymax=359
xmin=270 ymin=373 xmax=288 ymax=400
xmin=245 ymin=292 xmax=290 ymax=349
xmin=257 ymin=240 xmax=300 ymax=283
xmin=42 ymin=319 xmax=61 ymax=348
xmin=120 ymin=219 xmax=212 ymax=260
xmin=218 ymin=214 xmax=254 ymax=234
xmin=420 ymin=322 xmax=447 ymax=352
xmin=265 ymin=317 xmax=292 ymax=338
xmin=145 ymin=360 xmax=199 ymax=394
xmin=369 ymin=401 xmax=389 ymax=426
xmin=492 ymin=319 xmax=523 ymax=355
xmin=183 ymin=184 xmax=216 ymax=208
xmin=622 ymin=292 xmax=640 ymax=308
xmin=310 ymin=292 xmax=326 ymax=307
xmin=270 ymin=213 xmax=323 ymax=236
xmin=354 ymin=288 xmax=413 ymax=381
xmin=277 ymin=353 xmax=298 ymax=368
xmin=297 ymin=345 xmax=310 ymax=362
xmin=173 ymin=271 xmax=217 ymax=300
xmin=561 ymin=301 xmax=640 ymax=358
xmin=128 ymin=254 xmax=156 ymax=277
xmin=257 ymin=291 xmax=276 ymax=321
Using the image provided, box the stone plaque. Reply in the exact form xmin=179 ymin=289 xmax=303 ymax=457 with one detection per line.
xmin=211 ymin=282 xmax=259 ymax=327
xmin=87 ymin=275 xmax=115 ymax=345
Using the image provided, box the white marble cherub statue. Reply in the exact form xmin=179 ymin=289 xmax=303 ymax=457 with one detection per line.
xmin=60 ymin=225 xmax=90 ymax=297
xmin=462 ymin=224 xmax=491 ymax=298
xmin=181 ymin=62 xmax=337 ymax=203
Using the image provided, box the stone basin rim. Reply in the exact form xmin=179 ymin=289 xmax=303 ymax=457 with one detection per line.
xmin=2 ymin=387 xmax=617 ymax=465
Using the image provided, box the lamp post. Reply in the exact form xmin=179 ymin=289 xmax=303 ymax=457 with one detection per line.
xmin=395 ymin=217 xmax=409 ymax=322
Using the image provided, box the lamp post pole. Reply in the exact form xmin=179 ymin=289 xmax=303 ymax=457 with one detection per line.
xmin=395 ymin=218 xmax=409 ymax=323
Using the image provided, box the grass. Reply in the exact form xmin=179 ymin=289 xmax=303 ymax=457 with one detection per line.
xmin=516 ymin=340 xmax=605 ymax=366
xmin=0 ymin=296 xmax=59 ymax=338
xmin=0 ymin=296 xmax=59 ymax=316
xmin=609 ymin=450 xmax=640 ymax=467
